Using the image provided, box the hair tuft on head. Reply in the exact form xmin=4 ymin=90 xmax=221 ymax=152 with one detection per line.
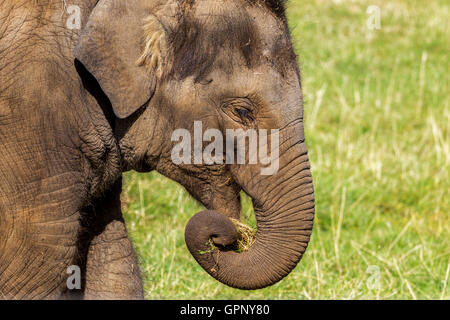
xmin=136 ymin=16 xmax=167 ymax=77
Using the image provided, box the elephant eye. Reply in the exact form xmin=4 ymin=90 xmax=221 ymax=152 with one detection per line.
xmin=236 ymin=107 xmax=250 ymax=119
xmin=221 ymin=98 xmax=256 ymax=125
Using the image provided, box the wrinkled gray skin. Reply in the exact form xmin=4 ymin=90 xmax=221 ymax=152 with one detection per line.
xmin=0 ymin=0 xmax=314 ymax=299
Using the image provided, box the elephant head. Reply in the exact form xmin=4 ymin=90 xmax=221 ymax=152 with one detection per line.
xmin=74 ymin=0 xmax=314 ymax=290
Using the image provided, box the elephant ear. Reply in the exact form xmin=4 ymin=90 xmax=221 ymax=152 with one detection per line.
xmin=74 ymin=0 xmax=166 ymax=119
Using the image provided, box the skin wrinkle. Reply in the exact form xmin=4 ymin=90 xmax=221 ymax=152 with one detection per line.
xmin=261 ymin=175 xmax=313 ymax=213
xmin=264 ymin=189 xmax=315 ymax=220
xmin=262 ymin=183 xmax=314 ymax=215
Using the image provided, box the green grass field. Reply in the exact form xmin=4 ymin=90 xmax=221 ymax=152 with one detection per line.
xmin=122 ymin=0 xmax=449 ymax=299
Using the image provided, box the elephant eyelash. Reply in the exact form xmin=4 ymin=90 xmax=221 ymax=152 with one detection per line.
xmin=222 ymin=97 xmax=254 ymax=110
xmin=199 ymin=79 xmax=213 ymax=85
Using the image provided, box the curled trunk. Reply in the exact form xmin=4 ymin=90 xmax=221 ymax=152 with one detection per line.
xmin=185 ymin=143 xmax=315 ymax=289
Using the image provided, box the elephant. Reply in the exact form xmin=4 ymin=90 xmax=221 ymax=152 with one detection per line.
xmin=0 ymin=0 xmax=315 ymax=299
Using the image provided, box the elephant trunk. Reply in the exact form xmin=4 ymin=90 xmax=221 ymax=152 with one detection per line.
xmin=185 ymin=141 xmax=315 ymax=290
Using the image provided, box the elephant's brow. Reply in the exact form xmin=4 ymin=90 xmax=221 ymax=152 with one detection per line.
xmin=167 ymin=13 xmax=261 ymax=82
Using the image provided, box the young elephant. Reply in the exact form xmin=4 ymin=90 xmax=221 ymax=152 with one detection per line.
xmin=0 ymin=0 xmax=314 ymax=299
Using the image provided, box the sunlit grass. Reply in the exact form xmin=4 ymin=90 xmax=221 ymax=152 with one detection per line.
xmin=122 ymin=0 xmax=449 ymax=299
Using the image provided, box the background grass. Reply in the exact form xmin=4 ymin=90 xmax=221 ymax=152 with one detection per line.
xmin=122 ymin=0 xmax=449 ymax=299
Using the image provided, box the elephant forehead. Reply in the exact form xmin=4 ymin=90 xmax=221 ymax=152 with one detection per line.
xmin=166 ymin=5 xmax=262 ymax=82
xmin=166 ymin=1 xmax=296 ymax=83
